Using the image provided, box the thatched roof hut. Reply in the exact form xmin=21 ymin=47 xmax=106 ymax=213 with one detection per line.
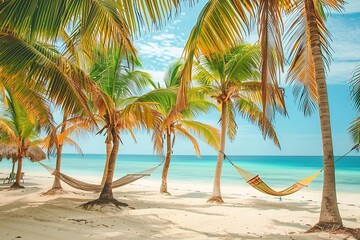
xmin=0 ymin=142 xmax=46 ymax=162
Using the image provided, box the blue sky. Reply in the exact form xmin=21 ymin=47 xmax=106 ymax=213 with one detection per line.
xmin=67 ymin=1 xmax=360 ymax=156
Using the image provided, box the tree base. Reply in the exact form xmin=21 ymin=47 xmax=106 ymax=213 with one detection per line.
xmin=79 ymin=198 xmax=128 ymax=212
xmin=10 ymin=183 xmax=24 ymax=189
xmin=160 ymin=191 xmax=171 ymax=196
xmin=42 ymin=187 xmax=68 ymax=196
xmin=307 ymin=223 xmax=360 ymax=239
xmin=207 ymin=196 xmax=224 ymax=204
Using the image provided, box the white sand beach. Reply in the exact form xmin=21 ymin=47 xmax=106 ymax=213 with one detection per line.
xmin=0 ymin=171 xmax=359 ymax=240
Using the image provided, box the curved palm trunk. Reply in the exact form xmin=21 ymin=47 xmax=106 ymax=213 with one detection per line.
xmin=11 ymin=160 xmax=15 ymax=174
xmin=99 ymin=129 xmax=119 ymax=200
xmin=11 ymin=157 xmax=23 ymax=188
xmin=51 ymin=144 xmax=63 ymax=189
xmin=305 ymin=0 xmax=342 ymax=230
xmin=207 ymin=101 xmax=227 ymax=204
xmin=45 ymin=114 xmax=68 ymax=195
xmin=80 ymin=126 xmax=127 ymax=210
xmin=160 ymin=128 xmax=172 ymax=195
xmin=100 ymin=142 xmax=112 ymax=186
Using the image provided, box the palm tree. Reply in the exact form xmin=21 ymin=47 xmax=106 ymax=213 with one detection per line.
xmin=41 ymin=112 xmax=94 ymax=195
xmin=138 ymin=61 xmax=220 ymax=195
xmin=349 ymin=63 xmax=360 ymax=146
xmin=286 ymin=0 xmax=345 ymax=231
xmin=80 ymin=47 xmax=159 ymax=209
xmin=193 ymin=44 xmax=283 ymax=204
xmin=0 ymin=0 xmax=189 ymax=119
xmin=0 ymin=89 xmax=46 ymax=188
xmin=173 ymin=1 xmax=287 ymax=119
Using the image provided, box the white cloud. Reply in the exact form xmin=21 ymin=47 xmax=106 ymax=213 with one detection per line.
xmin=136 ymin=42 xmax=184 ymax=60
xmin=152 ymin=33 xmax=176 ymax=41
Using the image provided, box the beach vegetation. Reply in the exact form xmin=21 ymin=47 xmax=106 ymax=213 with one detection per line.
xmin=80 ymin=47 xmax=160 ymax=210
xmin=175 ymin=0 xmax=348 ymax=232
xmin=285 ymin=0 xmax=345 ymax=232
xmin=0 ymin=87 xmax=46 ymax=188
xmin=349 ymin=63 xmax=360 ymax=147
xmin=193 ymin=43 xmax=283 ymax=204
xmin=40 ymin=112 xmax=94 ymax=195
xmin=0 ymin=0 xmax=189 ymax=119
xmin=138 ymin=60 xmax=220 ymax=195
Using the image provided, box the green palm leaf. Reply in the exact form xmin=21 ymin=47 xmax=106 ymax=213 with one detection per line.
xmin=348 ymin=117 xmax=360 ymax=146
xmin=225 ymin=101 xmax=237 ymax=141
xmin=349 ymin=63 xmax=360 ymax=145
xmin=284 ymin=0 xmax=342 ymax=116
xmin=235 ymin=98 xmax=280 ymax=148
xmin=179 ymin=120 xmax=220 ymax=149
xmin=0 ymin=31 xmax=95 ymax=116
xmin=176 ymin=0 xmax=255 ymax=110
xmin=350 ymin=63 xmax=360 ymax=111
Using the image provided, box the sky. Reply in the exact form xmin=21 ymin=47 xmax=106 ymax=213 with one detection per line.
xmin=66 ymin=0 xmax=360 ymax=156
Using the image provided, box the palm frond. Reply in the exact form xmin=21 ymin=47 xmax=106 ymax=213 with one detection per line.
xmin=348 ymin=117 xmax=360 ymax=145
xmin=257 ymin=0 xmax=287 ymax=119
xmin=89 ymin=47 xmax=154 ymax=107
xmin=119 ymin=102 xmax=161 ymax=131
xmin=350 ymin=63 xmax=360 ymax=111
xmin=226 ymin=101 xmax=237 ymax=141
xmin=176 ymin=0 xmax=255 ymax=111
xmin=285 ymin=1 xmax=325 ymax=116
xmin=0 ymin=31 xmax=95 ymax=116
xmin=182 ymin=99 xmax=219 ymax=119
xmin=193 ymin=58 xmax=221 ymax=86
xmin=62 ymin=136 xmax=84 ymax=156
xmin=0 ymin=116 xmax=17 ymax=143
xmin=235 ymin=98 xmax=280 ymax=148
xmin=121 ymin=0 xmax=194 ymax=35
xmin=175 ymin=125 xmax=201 ymax=156
xmin=151 ymin=126 xmax=164 ymax=155
xmin=225 ymin=44 xmax=261 ymax=83
xmin=164 ymin=60 xmax=183 ymax=88
xmin=0 ymin=0 xmax=66 ymax=42
xmin=179 ymin=120 xmax=220 ymax=152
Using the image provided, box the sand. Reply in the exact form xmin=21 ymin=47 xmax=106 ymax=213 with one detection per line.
xmin=0 ymin=171 xmax=359 ymax=240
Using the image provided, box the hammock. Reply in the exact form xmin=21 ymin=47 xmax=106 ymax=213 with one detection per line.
xmin=228 ymin=160 xmax=321 ymax=197
xmin=225 ymin=144 xmax=359 ymax=197
xmin=39 ymin=162 xmax=161 ymax=192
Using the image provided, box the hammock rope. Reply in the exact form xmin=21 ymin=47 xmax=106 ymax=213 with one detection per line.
xmin=39 ymin=162 xmax=162 ymax=192
xmin=222 ymin=144 xmax=358 ymax=197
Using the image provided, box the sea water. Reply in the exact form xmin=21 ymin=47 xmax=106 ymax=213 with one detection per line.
xmin=1 ymin=154 xmax=359 ymax=193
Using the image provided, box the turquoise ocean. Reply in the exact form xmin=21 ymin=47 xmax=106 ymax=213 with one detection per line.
xmin=1 ymin=154 xmax=359 ymax=193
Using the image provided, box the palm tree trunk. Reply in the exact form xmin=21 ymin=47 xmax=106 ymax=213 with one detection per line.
xmin=207 ymin=101 xmax=227 ymax=204
xmin=305 ymin=0 xmax=342 ymax=230
xmin=80 ymin=128 xmax=127 ymax=210
xmin=10 ymin=157 xmax=23 ymax=189
xmin=52 ymin=144 xmax=63 ymax=189
xmin=99 ymin=129 xmax=119 ymax=200
xmin=100 ymin=142 xmax=112 ymax=186
xmin=11 ymin=160 xmax=15 ymax=174
xmin=45 ymin=113 xmax=68 ymax=194
xmin=160 ymin=128 xmax=172 ymax=195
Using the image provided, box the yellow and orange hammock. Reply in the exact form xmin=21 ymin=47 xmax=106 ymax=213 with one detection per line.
xmin=225 ymin=143 xmax=359 ymax=197
xmin=228 ymin=159 xmax=321 ymax=197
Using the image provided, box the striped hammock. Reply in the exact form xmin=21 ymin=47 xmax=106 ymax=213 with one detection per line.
xmin=228 ymin=160 xmax=321 ymax=197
